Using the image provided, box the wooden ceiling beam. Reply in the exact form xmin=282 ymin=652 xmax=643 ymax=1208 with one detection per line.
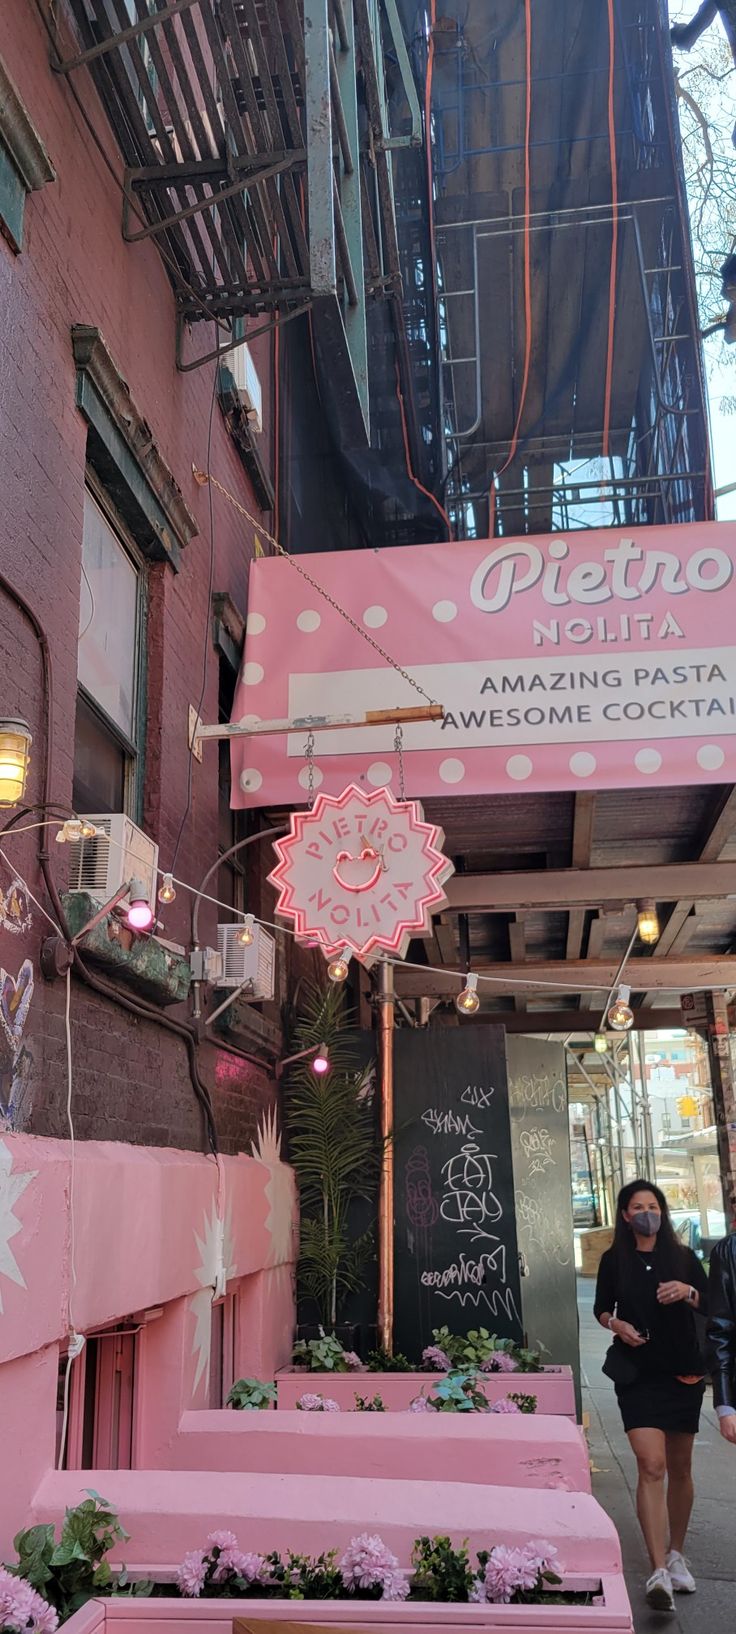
xmin=443 ymin=860 xmax=736 ymax=913
xmin=437 ymin=1007 xmax=687 ymax=1033
xmin=394 ymin=954 xmax=736 ymax=999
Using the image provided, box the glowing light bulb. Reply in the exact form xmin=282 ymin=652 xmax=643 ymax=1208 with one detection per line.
xmin=607 ymin=983 xmax=634 ymax=1032
xmin=236 ymin=913 xmax=255 ymax=947
xmin=327 ymin=949 xmax=351 ymax=984
xmin=455 ymin=973 xmax=480 ymax=1016
xmin=594 ymin=1033 xmax=608 ymax=1054
xmin=158 ymin=872 xmax=176 ymax=905
xmin=637 ymin=899 xmax=659 ymax=944
xmin=0 ymin=720 xmax=32 ymax=807
xmin=126 ymin=880 xmax=154 ymax=932
xmin=312 ymin=1045 xmax=330 ymax=1075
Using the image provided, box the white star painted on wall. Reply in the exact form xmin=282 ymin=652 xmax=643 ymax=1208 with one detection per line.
xmin=189 ymin=1198 xmax=236 ymax=1395
xmin=251 ymin=1106 xmax=297 ymax=1268
xmin=0 ymin=1140 xmax=37 ymax=1313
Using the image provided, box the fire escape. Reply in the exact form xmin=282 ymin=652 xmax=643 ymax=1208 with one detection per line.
xmin=50 ymin=0 xmax=423 ymax=448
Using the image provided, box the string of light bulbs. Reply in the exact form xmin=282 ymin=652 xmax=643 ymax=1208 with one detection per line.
xmin=2 ymin=818 xmax=734 ymax=1005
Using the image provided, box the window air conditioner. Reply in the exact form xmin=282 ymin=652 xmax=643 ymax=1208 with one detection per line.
xmin=217 ymin=922 xmax=275 ymax=999
xmin=66 ymin=815 xmax=159 ymax=908
xmin=224 ymin=342 xmax=263 ymax=433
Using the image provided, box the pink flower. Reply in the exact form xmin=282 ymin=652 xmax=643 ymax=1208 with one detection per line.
xmin=0 ymin=1570 xmax=58 ymax=1634
xmin=476 ymin=1541 xmax=561 ymax=1604
xmin=296 ymin=1392 xmax=341 ymax=1411
xmin=491 ymin=1397 xmax=522 ymax=1414
xmin=482 ymin=1352 xmax=519 ymax=1373
xmin=212 ymin=1549 xmax=270 ymax=1585
xmin=522 ymin=1541 xmax=559 ymax=1578
xmin=176 ymin=1551 xmax=207 ymax=1597
xmin=207 ymin=1531 xmax=238 ymax=1552
xmin=481 ymin=1546 xmax=530 ymax=1604
xmin=408 ymin=1394 xmax=431 ymax=1412
xmin=339 ymin=1534 xmax=408 ymax=1600
xmin=422 ymin=1345 xmax=451 ymax=1371
xmin=342 ymin=1351 xmax=362 ymax=1370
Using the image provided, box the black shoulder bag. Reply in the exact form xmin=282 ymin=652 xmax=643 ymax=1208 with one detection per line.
xmin=601 ymin=1339 xmax=640 ymax=1387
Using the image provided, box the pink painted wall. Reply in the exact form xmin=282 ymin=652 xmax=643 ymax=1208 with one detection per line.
xmin=31 ymin=1469 xmax=622 ymax=1574
xmin=0 ymin=1133 xmax=297 ymax=1556
xmin=169 ymin=1409 xmax=591 ymax=1492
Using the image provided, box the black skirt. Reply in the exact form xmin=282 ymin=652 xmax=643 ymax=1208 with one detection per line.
xmin=615 ymin=1373 xmax=705 ymax=1434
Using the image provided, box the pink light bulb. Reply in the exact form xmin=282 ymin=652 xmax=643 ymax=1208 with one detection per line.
xmin=127 ymin=897 xmax=154 ymax=931
xmin=312 ymin=1050 xmax=329 ymax=1075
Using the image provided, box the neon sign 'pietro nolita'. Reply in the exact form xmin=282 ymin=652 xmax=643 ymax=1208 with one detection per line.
xmin=470 ymin=537 xmax=734 ymax=615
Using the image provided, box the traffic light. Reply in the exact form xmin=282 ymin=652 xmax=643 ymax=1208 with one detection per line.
xmin=676 ymin=1095 xmax=698 ymax=1118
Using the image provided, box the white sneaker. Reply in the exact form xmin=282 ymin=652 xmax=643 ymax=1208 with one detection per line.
xmin=666 ymin=1550 xmax=696 ymax=1593
xmin=646 ymin=1568 xmax=675 ymax=1612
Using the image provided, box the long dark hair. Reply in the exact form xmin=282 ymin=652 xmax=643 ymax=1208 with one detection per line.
xmin=613 ymin=1178 xmax=689 ymax=1283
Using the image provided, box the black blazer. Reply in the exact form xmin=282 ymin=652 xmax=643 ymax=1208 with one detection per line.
xmin=708 ymin=1235 xmax=736 ymax=1411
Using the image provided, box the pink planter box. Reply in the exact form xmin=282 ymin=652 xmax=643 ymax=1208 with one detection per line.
xmin=63 ymin=1582 xmax=633 ymax=1634
xmin=172 ymin=1409 xmax=590 ymax=1492
xmin=31 ymin=1471 xmax=616 ymax=1573
xmin=276 ymin=1369 xmax=576 ymax=1418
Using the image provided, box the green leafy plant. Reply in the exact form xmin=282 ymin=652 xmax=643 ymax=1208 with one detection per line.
xmin=508 ymin=1392 xmax=538 ymax=1414
xmin=292 ymin=1333 xmax=357 ymax=1373
xmin=283 ymin=983 xmax=380 ymax=1328
xmin=227 ymin=1378 xmax=277 ymax=1410
xmin=410 ymin=1536 xmax=474 ymax=1602
xmin=422 ymin=1371 xmax=489 ymax=1413
xmin=7 ymin=1494 xmax=130 ymax=1621
xmin=430 ymin=1326 xmax=542 ymax=1373
xmin=366 ymin=1348 xmax=412 ymax=1372
xmin=354 ymin=1393 xmax=386 ymax=1411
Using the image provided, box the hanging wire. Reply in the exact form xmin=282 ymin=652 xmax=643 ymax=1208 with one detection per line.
xmin=192 ymin=468 xmax=438 ymax=709
xmin=394 ymin=723 xmax=406 ymax=801
xmin=304 ymin=730 xmax=316 ymax=809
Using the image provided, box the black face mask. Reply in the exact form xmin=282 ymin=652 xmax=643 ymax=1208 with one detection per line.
xmin=629 ymin=1209 xmax=661 ymax=1237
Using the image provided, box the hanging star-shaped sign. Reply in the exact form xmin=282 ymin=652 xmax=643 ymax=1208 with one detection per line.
xmin=268 ymin=783 xmax=454 ymax=964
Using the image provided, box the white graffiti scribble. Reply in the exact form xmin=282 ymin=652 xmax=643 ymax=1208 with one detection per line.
xmin=421 ymin=1107 xmax=482 ymax=1139
xmin=519 ymin=1125 xmax=556 ymax=1177
xmin=440 ymin=1142 xmax=502 ymax=1243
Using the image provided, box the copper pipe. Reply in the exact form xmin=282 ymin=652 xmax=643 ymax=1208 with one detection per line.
xmin=377 ymin=959 xmax=395 ymax=1352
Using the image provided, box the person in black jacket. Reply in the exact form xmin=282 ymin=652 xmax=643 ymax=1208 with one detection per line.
xmin=595 ymin=1180 xmax=708 ymax=1613
xmin=707 ymin=1233 xmax=736 ymax=1443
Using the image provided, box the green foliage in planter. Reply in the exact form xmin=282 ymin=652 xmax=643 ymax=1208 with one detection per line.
xmin=6 ymin=1494 xmax=130 ymax=1621
xmin=293 ymin=1333 xmax=356 ymax=1372
xmin=410 ymin=1537 xmax=474 ymax=1603
xmin=426 ymin=1371 xmax=489 ymax=1412
xmin=227 ymin=1378 xmax=277 ymax=1410
xmin=508 ymin=1392 xmax=538 ymax=1414
xmin=366 ymin=1348 xmax=412 ymax=1372
xmin=354 ymin=1393 xmax=386 ymax=1411
xmin=431 ymin=1326 xmax=542 ymax=1373
xmin=283 ymin=983 xmax=380 ymax=1329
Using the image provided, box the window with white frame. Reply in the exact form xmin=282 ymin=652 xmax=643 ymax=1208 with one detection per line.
xmin=73 ymin=485 xmax=143 ymax=817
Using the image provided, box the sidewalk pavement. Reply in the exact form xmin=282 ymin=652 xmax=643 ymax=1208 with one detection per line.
xmin=579 ymin=1277 xmax=735 ymax=1632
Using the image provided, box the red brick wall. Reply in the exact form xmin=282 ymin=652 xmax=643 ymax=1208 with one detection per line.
xmin=0 ymin=5 xmax=279 ymax=1152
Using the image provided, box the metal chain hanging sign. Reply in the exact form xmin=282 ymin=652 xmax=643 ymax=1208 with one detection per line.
xmin=268 ymin=783 xmax=455 ymax=963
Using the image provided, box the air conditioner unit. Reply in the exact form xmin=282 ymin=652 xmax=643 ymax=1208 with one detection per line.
xmin=223 ymin=342 xmax=263 ymax=433
xmin=217 ymin=922 xmax=275 ymax=999
xmin=66 ymin=815 xmax=159 ymax=908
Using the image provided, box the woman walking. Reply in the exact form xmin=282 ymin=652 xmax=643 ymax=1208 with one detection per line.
xmin=595 ymin=1180 xmax=708 ymax=1613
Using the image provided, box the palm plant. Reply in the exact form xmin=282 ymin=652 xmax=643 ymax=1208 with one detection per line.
xmin=283 ymin=982 xmax=379 ymax=1329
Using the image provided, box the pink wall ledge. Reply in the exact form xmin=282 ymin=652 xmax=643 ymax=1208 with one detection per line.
xmin=30 ymin=1470 xmax=621 ymax=1573
xmin=171 ymin=1409 xmax=591 ymax=1492
xmin=61 ymin=1579 xmax=634 ymax=1633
